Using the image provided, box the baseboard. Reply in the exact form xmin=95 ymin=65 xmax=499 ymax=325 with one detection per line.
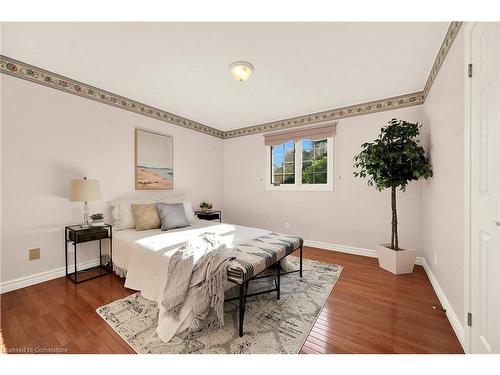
xmin=0 ymin=259 xmax=100 ymax=294
xmin=303 ymin=239 xmax=425 ymax=265
xmin=420 ymin=258 xmax=466 ymax=350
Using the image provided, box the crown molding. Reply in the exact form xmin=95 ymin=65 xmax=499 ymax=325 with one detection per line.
xmin=0 ymin=22 xmax=462 ymax=140
xmin=0 ymin=55 xmax=224 ymax=138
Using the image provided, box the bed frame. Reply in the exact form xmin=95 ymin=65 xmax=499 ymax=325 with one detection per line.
xmin=225 ymin=245 xmax=303 ymax=337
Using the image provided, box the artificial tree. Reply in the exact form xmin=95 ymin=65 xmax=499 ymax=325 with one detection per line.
xmin=353 ymin=119 xmax=433 ymax=250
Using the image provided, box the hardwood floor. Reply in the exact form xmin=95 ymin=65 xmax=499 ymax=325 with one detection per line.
xmin=0 ymin=247 xmax=464 ymax=354
xmin=299 ymin=248 xmax=463 ymax=354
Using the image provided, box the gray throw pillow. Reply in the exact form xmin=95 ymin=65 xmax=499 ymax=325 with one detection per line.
xmin=156 ymin=203 xmax=190 ymax=231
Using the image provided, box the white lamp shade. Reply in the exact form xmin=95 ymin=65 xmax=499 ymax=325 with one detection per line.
xmin=69 ymin=178 xmax=102 ymax=202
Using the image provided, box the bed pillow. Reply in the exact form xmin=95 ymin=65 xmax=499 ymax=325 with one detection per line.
xmin=110 ymin=194 xmax=191 ymax=230
xmin=157 ymin=196 xmax=196 ymax=224
xmin=131 ymin=203 xmax=161 ymax=231
xmin=110 ymin=198 xmax=157 ymax=230
xmin=156 ymin=203 xmax=190 ymax=231
xmin=182 ymin=200 xmax=196 ymax=224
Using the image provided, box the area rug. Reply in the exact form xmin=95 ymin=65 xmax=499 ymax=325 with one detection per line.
xmin=96 ymin=257 xmax=342 ymax=354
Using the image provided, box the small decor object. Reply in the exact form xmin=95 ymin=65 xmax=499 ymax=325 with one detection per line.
xmin=354 ymin=119 xmax=433 ymax=274
xmin=69 ymin=177 xmax=102 ymax=228
xmin=135 ymin=129 xmax=173 ymax=190
xmin=199 ymin=201 xmax=213 ymax=212
xmin=91 ymin=213 xmax=105 ymax=226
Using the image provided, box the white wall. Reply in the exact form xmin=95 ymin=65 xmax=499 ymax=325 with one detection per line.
xmin=0 ymin=32 xmax=466 ymax=320
xmin=0 ymin=75 xmax=224 ymax=282
xmin=223 ymin=106 xmax=425 ymax=255
xmin=422 ymin=27 xmax=465 ymax=326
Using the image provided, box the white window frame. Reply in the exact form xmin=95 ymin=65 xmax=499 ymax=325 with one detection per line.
xmin=266 ymin=137 xmax=334 ymax=191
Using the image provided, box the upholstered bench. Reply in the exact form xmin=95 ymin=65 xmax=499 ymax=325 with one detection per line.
xmin=225 ymin=233 xmax=304 ymax=336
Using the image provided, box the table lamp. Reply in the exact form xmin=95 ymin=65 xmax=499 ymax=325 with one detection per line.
xmin=69 ymin=177 xmax=102 ymax=227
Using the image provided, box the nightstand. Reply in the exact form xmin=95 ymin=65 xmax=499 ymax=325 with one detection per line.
xmin=64 ymin=224 xmax=113 ymax=284
xmin=195 ymin=210 xmax=222 ymax=223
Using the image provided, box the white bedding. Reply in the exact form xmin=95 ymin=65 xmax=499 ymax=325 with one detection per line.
xmin=112 ymin=219 xmax=271 ymax=342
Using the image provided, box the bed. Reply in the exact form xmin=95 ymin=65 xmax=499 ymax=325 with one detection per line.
xmin=112 ymin=218 xmax=303 ymax=341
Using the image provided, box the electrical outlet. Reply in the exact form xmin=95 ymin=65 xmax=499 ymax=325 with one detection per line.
xmin=29 ymin=248 xmax=40 ymax=261
xmin=434 ymin=252 xmax=438 ymax=266
xmin=285 ymin=222 xmax=290 ymax=230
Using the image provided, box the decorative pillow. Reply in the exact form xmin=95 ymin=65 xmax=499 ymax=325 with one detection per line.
xmin=157 ymin=195 xmax=196 ymax=224
xmin=110 ymin=198 xmax=156 ymax=231
xmin=110 ymin=194 xmax=192 ymax=230
xmin=131 ymin=203 xmax=161 ymax=231
xmin=156 ymin=203 xmax=190 ymax=231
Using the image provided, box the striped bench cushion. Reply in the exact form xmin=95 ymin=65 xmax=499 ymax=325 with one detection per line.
xmin=226 ymin=233 xmax=303 ymax=284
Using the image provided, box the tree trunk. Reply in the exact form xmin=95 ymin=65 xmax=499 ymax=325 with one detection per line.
xmin=391 ymin=186 xmax=399 ymax=250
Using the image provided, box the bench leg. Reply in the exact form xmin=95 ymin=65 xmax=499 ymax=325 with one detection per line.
xmin=277 ymin=263 xmax=281 ymax=300
xmin=239 ymin=283 xmax=245 ymax=337
xmin=300 ymin=244 xmax=303 ymax=278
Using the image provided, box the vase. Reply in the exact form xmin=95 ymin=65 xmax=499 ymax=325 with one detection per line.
xmin=376 ymin=243 xmax=416 ymax=274
xmin=91 ymin=219 xmax=105 ymax=227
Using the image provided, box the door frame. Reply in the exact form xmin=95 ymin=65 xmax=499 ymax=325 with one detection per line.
xmin=463 ymin=21 xmax=474 ymax=355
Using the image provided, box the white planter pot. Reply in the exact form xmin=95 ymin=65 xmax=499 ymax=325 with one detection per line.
xmin=91 ymin=219 xmax=105 ymax=227
xmin=376 ymin=243 xmax=416 ymax=275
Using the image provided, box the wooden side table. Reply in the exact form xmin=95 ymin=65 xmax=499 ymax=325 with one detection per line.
xmin=195 ymin=210 xmax=222 ymax=223
xmin=64 ymin=224 xmax=113 ymax=284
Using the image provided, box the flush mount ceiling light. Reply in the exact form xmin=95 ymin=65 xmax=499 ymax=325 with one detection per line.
xmin=229 ymin=61 xmax=254 ymax=82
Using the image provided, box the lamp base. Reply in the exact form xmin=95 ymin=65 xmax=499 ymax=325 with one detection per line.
xmin=81 ymin=201 xmax=91 ymax=228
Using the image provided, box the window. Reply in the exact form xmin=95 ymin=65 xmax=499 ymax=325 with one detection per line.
xmin=267 ymin=137 xmax=333 ymax=191
xmin=271 ymin=141 xmax=295 ymax=184
xmin=301 ymin=139 xmax=327 ymax=184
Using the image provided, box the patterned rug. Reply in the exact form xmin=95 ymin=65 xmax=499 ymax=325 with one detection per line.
xmin=96 ymin=257 xmax=342 ymax=354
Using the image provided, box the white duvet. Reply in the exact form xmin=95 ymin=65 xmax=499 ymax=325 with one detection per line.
xmin=112 ymin=219 xmax=271 ymax=342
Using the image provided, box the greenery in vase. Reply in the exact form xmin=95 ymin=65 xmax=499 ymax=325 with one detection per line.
xmin=199 ymin=202 xmax=213 ymax=211
xmin=90 ymin=213 xmax=104 ymax=220
xmin=353 ymin=119 xmax=433 ymax=250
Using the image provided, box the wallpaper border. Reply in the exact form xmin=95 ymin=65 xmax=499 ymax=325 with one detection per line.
xmin=422 ymin=21 xmax=463 ymax=99
xmin=0 ymin=55 xmax=224 ymax=138
xmin=221 ymin=91 xmax=424 ymax=138
xmin=0 ymin=22 xmax=462 ymax=139
xmin=223 ymin=21 xmax=463 ymax=139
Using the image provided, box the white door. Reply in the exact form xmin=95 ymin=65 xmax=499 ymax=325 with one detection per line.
xmin=469 ymin=22 xmax=500 ymax=354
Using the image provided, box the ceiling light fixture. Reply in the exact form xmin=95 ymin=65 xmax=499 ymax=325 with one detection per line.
xmin=229 ymin=61 xmax=254 ymax=82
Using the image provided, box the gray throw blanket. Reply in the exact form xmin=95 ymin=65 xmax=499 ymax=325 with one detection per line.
xmin=161 ymin=233 xmax=234 ymax=335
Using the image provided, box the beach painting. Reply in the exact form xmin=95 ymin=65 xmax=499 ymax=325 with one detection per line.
xmin=135 ymin=129 xmax=173 ymax=190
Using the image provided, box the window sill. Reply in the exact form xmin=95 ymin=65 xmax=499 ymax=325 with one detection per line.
xmin=265 ymin=184 xmax=333 ymax=192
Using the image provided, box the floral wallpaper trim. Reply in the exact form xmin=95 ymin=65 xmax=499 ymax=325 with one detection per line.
xmin=422 ymin=21 xmax=463 ymax=99
xmin=221 ymin=91 xmax=424 ymax=139
xmin=0 ymin=22 xmax=461 ymax=139
xmin=0 ymin=55 xmax=224 ymax=138
xmin=222 ymin=21 xmax=463 ymax=139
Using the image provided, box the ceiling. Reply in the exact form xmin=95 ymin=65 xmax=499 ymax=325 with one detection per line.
xmin=1 ymin=22 xmax=448 ymax=131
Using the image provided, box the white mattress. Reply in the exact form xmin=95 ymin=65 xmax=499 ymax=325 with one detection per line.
xmin=113 ymin=219 xmax=271 ymax=301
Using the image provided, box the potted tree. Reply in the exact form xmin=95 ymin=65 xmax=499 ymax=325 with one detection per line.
xmin=353 ymin=119 xmax=432 ymax=274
